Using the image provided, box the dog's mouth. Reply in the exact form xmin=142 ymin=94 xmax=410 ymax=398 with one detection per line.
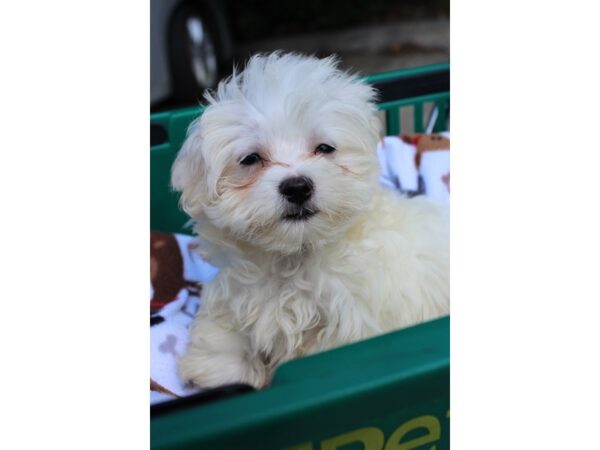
xmin=282 ymin=207 xmax=319 ymax=221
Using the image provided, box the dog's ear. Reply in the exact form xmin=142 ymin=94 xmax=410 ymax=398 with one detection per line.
xmin=171 ymin=117 xmax=208 ymax=218
xmin=344 ymin=79 xmax=382 ymax=151
xmin=355 ymin=80 xmax=383 ymax=144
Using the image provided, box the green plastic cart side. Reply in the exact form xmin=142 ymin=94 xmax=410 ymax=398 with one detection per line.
xmin=150 ymin=105 xmax=204 ymax=234
xmin=363 ymin=63 xmax=449 ymax=85
xmin=364 ymin=63 xmax=450 ymax=135
xmin=379 ymin=92 xmax=450 ymax=135
xmin=151 ymin=317 xmax=449 ymax=450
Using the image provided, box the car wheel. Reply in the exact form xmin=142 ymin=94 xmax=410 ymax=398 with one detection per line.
xmin=168 ymin=1 xmax=232 ymax=103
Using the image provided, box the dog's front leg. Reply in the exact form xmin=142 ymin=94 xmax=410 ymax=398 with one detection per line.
xmin=179 ymin=312 xmax=267 ymax=389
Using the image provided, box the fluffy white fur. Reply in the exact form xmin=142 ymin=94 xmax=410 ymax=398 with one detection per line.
xmin=172 ymin=53 xmax=449 ymax=388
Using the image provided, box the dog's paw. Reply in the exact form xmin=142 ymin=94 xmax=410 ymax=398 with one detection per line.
xmin=179 ymin=348 xmax=267 ymax=389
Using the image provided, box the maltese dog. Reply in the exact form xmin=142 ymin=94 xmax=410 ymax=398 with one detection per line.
xmin=172 ymin=53 xmax=449 ymax=389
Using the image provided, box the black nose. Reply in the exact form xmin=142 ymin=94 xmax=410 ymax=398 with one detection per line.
xmin=278 ymin=176 xmax=314 ymax=205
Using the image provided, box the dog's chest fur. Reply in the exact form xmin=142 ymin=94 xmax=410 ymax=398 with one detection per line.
xmin=202 ymin=193 xmax=449 ymax=368
xmin=207 ymin=250 xmax=367 ymax=365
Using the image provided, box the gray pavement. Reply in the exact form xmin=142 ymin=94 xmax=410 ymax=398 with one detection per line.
xmin=236 ymin=19 xmax=449 ymax=76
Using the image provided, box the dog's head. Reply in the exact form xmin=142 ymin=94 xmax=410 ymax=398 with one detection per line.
xmin=172 ymin=53 xmax=381 ymax=255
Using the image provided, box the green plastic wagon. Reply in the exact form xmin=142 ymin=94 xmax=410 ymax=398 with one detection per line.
xmin=150 ymin=63 xmax=450 ymax=450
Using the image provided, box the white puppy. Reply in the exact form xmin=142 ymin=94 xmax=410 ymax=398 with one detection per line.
xmin=172 ymin=53 xmax=449 ymax=389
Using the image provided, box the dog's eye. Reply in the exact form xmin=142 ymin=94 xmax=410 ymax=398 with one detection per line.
xmin=239 ymin=153 xmax=262 ymax=166
xmin=315 ymin=143 xmax=336 ymax=154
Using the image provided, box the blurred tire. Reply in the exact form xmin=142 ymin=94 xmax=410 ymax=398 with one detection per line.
xmin=168 ymin=1 xmax=232 ymax=102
